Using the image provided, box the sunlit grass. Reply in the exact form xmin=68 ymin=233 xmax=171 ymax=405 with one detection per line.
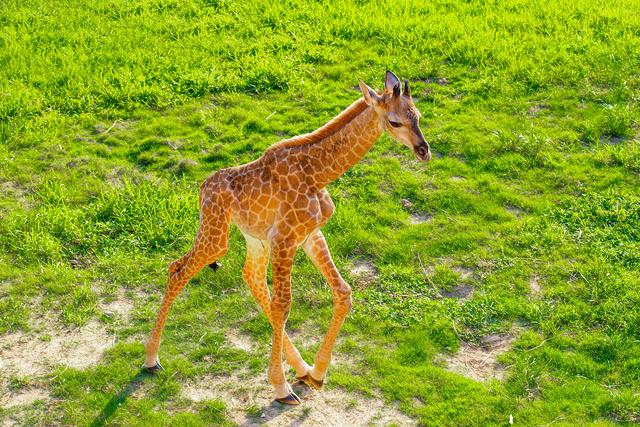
xmin=1 ymin=0 xmax=639 ymax=425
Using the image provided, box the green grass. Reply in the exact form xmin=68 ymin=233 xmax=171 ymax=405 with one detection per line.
xmin=1 ymin=0 xmax=639 ymax=425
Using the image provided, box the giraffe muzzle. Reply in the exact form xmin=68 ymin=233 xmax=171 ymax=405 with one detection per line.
xmin=414 ymin=143 xmax=431 ymax=162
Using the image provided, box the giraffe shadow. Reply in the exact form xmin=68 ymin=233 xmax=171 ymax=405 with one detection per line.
xmin=89 ymin=369 xmax=152 ymax=427
xmin=239 ymin=382 xmax=314 ymax=427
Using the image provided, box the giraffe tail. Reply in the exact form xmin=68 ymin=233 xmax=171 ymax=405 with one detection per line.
xmin=169 ymin=255 xmax=188 ymax=275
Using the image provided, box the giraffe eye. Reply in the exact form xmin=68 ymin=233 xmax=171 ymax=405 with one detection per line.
xmin=389 ymin=120 xmax=403 ymax=128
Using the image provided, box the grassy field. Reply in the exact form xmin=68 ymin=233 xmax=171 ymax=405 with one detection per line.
xmin=1 ymin=0 xmax=639 ymax=425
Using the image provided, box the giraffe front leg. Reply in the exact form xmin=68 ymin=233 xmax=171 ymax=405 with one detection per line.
xmin=300 ymin=230 xmax=352 ymax=387
xmin=269 ymin=238 xmax=301 ymax=404
xmin=242 ymin=234 xmax=310 ymax=377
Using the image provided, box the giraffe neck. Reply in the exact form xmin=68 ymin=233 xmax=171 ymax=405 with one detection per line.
xmin=304 ymin=101 xmax=383 ymax=189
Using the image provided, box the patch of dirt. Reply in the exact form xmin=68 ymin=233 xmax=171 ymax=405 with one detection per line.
xmin=107 ymin=167 xmax=128 ymax=188
xmin=286 ymin=320 xmax=323 ymax=350
xmin=181 ymin=369 xmax=416 ymax=426
xmin=173 ymin=158 xmax=199 ymax=175
xmin=349 ymin=260 xmax=378 ymax=287
xmin=99 ymin=296 xmax=135 ymax=321
xmin=529 ymin=276 xmax=541 ymax=297
xmin=400 ymin=199 xmax=432 ymax=224
xmin=409 ymin=213 xmax=432 ymax=225
xmin=98 ymin=286 xmax=136 ymax=321
xmin=226 ymin=329 xmax=254 ymax=352
xmin=452 ymin=266 xmax=475 ymax=280
xmin=0 ymin=387 xmax=50 ymax=408
xmin=440 ymin=266 xmax=476 ymax=300
xmin=449 ymin=175 xmax=466 ymax=182
xmin=506 ymin=205 xmax=524 ymax=218
xmin=400 ymin=198 xmax=414 ymax=209
xmin=441 ymin=284 xmax=473 ymax=300
xmin=437 ymin=77 xmax=449 ymax=86
xmin=442 ymin=334 xmax=515 ymax=382
xmin=1 ymin=181 xmax=31 ymax=209
xmin=0 ymin=321 xmax=113 ymax=377
xmin=600 ymin=135 xmax=624 ymax=145
xmin=527 ymin=104 xmax=549 ymax=118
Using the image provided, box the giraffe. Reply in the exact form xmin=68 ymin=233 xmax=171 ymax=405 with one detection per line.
xmin=143 ymin=70 xmax=431 ymax=404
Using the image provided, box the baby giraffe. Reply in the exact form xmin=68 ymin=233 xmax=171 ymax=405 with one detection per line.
xmin=144 ymin=71 xmax=431 ymax=404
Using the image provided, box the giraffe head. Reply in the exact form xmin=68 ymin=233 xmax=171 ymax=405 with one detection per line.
xmin=359 ymin=71 xmax=431 ymax=162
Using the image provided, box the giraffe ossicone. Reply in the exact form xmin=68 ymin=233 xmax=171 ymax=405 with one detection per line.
xmin=144 ymin=70 xmax=431 ymax=404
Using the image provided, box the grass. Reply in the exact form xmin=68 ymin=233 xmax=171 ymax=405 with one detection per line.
xmin=1 ymin=0 xmax=639 ymax=425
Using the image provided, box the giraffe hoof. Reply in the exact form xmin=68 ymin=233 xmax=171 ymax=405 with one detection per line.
xmin=296 ymin=373 xmax=324 ymax=390
xmin=275 ymin=392 xmax=302 ymax=405
xmin=143 ymin=361 xmax=164 ymax=374
xmin=208 ymin=261 xmax=221 ymax=271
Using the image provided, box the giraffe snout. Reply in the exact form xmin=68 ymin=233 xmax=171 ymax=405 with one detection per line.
xmin=414 ymin=143 xmax=431 ymax=162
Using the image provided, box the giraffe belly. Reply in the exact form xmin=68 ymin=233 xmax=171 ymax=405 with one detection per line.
xmin=231 ymin=207 xmax=277 ymax=241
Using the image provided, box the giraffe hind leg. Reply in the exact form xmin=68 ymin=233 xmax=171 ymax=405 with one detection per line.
xmin=144 ymin=195 xmax=231 ymax=369
xmin=144 ymin=248 xmax=212 ymax=369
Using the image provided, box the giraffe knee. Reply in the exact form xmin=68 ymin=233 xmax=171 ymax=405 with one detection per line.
xmin=336 ymin=282 xmax=352 ymax=313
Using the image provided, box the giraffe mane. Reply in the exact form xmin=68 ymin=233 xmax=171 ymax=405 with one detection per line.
xmin=265 ymin=96 xmax=370 ymax=154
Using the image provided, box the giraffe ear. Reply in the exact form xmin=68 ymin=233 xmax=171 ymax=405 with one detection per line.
xmin=403 ymin=80 xmax=411 ymax=97
xmin=385 ymin=70 xmax=401 ymax=95
xmin=359 ymin=80 xmax=380 ymax=106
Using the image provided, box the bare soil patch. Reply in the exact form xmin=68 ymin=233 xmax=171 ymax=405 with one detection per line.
xmin=0 ymin=321 xmax=113 ymax=377
xmin=400 ymin=198 xmax=432 ymax=224
xmin=287 ymin=320 xmax=323 ymax=350
xmin=98 ymin=288 xmax=135 ymax=321
xmin=349 ymin=260 xmax=378 ymax=287
xmin=181 ymin=369 xmax=416 ymax=426
xmin=506 ymin=205 xmax=524 ymax=218
xmin=442 ymin=334 xmax=515 ymax=382
xmin=409 ymin=213 xmax=432 ymax=225
xmin=100 ymin=298 xmax=135 ymax=319
xmin=0 ymin=387 xmax=50 ymax=409
xmin=0 ymin=181 xmax=31 ymax=209
xmin=600 ymin=135 xmax=624 ymax=145
xmin=441 ymin=284 xmax=474 ymax=300
xmin=527 ymin=104 xmax=549 ymax=117
xmin=452 ymin=266 xmax=475 ymax=280
xmin=225 ymin=329 xmax=254 ymax=352
xmin=529 ymin=276 xmax=542 ymax=297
